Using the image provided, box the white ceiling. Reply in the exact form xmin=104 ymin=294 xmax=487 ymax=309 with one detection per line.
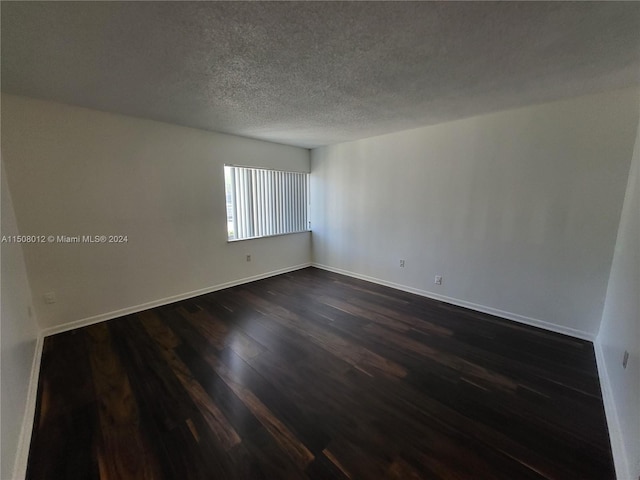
xmin=2 ymin=1 xmax=640 ymax=148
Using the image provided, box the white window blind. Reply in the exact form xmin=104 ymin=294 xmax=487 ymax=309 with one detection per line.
xmin=224 ymin=165 xmax=309 ymax=241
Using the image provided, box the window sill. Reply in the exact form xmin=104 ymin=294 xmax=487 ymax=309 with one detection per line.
xmin=226 ymin=229 xmax=311 ymax=243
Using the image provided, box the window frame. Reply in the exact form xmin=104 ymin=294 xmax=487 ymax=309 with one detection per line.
xmin=224 ymin=164 xmax=310 ymax=242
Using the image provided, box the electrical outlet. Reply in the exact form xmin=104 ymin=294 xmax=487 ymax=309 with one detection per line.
xmin=434 ymin=275 xmax=442 ymax=285
xmin=246 ymin=254 xmax=251 ymax=262
xmin=399 ymin=260 xmax=405 ymax=268
xmin=43 ymin=292 xmax=56 ymax=304
xmin=623 ymin=350 xmax=629 ymax=369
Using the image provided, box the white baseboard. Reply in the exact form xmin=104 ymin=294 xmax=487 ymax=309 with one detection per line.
xmin=12 ymin=334 xmax=44 ymax=480
xmin=311 ymin=263 xmax=594 ymax=341
xmin=594 ymin=340 xmax=628 ymax=480
xmin=41 ymin=263 xmax=311 ymax=337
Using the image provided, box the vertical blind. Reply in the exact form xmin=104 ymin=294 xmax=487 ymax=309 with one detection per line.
xmin=224 ymin=165 xmax=309 ymax=241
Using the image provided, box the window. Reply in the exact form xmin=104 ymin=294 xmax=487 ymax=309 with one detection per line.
xmin=224 ymin=165 xmax=309 ymax=241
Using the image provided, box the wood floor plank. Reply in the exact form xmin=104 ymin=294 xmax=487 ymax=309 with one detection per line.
xmin=165 ymin=309 xmax=332 ymax=457
xmin=85 ymin=323 xmax=161 ymax=480
xmin=233 ymin=288 xmax=407 ymax=378
xmin=109 ymin=317 xmax=232 ymax=480
xmin=173 ymin=342 xmax=308 ymax=479
xmin=26 ymin=331 xmax=101 ymax=480
xmin=139 ymin=316 xmax=242 ymax=451
xmin=164 ymin=308 xmax=314 ymax=470
xmin=26 ymin=267 xmax=614 ymax=479
xmin=214 ymin=359 xmax=315 ymax=469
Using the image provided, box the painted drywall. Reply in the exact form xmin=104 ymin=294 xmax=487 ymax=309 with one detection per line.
xmin=1 ymin=95 xmax=311 ymax=330
xmin=597 ymin=96 xmax=640 ymax=480
xmin=1 ymin=159 xmax=40 ymax=479
xmin=311 ymin=87 xmax=639 ymax=339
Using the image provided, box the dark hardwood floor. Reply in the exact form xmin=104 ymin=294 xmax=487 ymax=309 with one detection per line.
xmin=27 ymin=267 xmax=614 ymax=479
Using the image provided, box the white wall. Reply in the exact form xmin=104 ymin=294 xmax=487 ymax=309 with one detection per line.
xmin=1 ymin=159 xmax=40 ymax=480
xmin=1 ymin=95 xmax=311 ymax=331
xmin=597 ymin=96 xmax=640 ymax=480
xmin=311 ymin=87 xmax=639 ymax=339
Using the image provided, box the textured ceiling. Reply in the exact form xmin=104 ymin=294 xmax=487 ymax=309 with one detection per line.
xmin=2 ymin=2 xmax=640 ymax=148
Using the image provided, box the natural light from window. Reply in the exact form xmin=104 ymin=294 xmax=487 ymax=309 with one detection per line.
xmin=224 ymin=165 xmax=309 ymax=241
